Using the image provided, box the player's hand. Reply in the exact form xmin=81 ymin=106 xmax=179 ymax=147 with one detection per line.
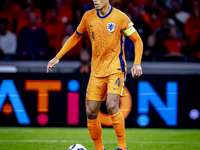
xmin=46 ymin=57 xmax=59 ymax=73
xmin=131 ymin=64 xmax=142 ymax=78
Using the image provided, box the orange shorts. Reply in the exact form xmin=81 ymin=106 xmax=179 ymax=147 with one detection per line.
xmin=86 ymin=72 xmax=126 ymax=101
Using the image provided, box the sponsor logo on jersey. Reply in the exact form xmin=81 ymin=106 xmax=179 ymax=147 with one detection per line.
xmin=107 ymin=23 xmax=115 ymax=32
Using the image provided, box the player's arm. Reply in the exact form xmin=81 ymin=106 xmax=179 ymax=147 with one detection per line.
xmin=46 ymin=32 xmax=83 ymax=72
xmin=123 ymin=26 xmax=143 ymax=78
xmin=47 ymin=12 xmax=88 ymax=73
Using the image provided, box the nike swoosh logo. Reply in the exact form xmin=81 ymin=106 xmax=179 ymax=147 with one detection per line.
xmin=90 ymin=25 xmax=95 ymax=27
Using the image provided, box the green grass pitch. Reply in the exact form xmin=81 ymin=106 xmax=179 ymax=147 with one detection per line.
xmin=0 ymin=127 xmax=200 ymax=150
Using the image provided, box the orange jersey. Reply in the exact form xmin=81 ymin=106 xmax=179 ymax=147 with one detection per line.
xmin=76 ymin=7 xmax=133 ymax=77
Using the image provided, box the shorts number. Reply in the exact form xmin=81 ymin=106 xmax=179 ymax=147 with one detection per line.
xmin=115 ymin=78 xmax=120 ymax=87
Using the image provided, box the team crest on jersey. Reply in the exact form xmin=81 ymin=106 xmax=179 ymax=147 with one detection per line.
xmin=107 ymin=23 xmax=115 ymax=32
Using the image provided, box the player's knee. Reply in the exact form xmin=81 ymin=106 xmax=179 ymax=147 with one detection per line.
xmin=107 ymin=104 xmax=118 ymax=115
xmin=86 ymin=107 xmax=98 ymax=119
xmin=106 ymin=93 xmax=120 ymax=115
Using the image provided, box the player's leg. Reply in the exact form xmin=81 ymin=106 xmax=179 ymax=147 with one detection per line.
xmin=106 ymin=73 xmax=127 ymax=150
xmin=86 ymin=75 xmax=107 ymax=150
xmin=86 ymin=100 xmax=104 ymax=150
xmin=106 ymin=93 xmax=127 ymax=150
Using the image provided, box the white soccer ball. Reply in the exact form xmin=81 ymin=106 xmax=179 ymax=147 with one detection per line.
xmin=68 ymin=144 xmax=86 ymax=150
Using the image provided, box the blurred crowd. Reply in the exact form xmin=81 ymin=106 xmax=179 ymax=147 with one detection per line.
xmin=0 ymin=0 xmax=200 ymax=62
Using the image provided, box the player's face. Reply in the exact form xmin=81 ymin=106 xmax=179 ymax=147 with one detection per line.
xmin=92 ymin=0 xmax=109 ymax=10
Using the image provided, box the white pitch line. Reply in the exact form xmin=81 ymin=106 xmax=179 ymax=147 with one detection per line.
xmin=0 ymin=140 xmax=199 ymax=145
xmin=0 ymin=140 xmax=89 ymax=143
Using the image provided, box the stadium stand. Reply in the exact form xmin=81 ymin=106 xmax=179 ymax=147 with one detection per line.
xmin=0 ymin=0 xmax=200 ymax=62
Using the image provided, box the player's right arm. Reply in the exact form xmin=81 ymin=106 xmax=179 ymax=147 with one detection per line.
xmin=47 ymin=13 xmax=87 ymax=73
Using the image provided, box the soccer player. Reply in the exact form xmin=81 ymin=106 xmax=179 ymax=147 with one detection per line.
xmin=46 ymin=0 xmax=143 ymax=150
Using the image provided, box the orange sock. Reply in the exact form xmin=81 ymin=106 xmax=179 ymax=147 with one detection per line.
xmin=111 ymin=111 xmax=127 ymax=150
xmin=87 ymin=116 xmax=104 ymax=150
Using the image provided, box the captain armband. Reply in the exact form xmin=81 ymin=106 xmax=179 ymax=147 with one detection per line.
xmin=123 ymin=26 xmax=136 ymax=36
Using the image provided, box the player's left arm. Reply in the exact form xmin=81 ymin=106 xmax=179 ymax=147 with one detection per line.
xmin=123 ymin=26 xmax=143 ymax=78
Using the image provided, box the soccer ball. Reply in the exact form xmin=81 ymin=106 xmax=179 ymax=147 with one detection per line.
xmin=68 ymin=144 xmax=86 ymax=150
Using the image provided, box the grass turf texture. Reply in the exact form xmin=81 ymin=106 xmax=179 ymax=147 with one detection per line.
xmin=0 ymin=128 xmax=200 ymax=150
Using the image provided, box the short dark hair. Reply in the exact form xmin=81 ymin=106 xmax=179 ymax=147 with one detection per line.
xmin=0 ymin=18 xmax=9 ymax=27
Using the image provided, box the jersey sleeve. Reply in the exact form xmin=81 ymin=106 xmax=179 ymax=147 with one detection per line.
xmin=129 ymin=31 xmax=143 ymax=65
xmin=56 ymin=32 xmax=82 ymax=59
xmin=76 ymin=13 xmax=87 ymax=35
xmin=121 ymin=13 xmax=136 ymax=36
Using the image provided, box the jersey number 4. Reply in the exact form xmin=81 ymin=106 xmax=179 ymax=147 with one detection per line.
xmin=115 ymin=78 xmax=120 ymax=87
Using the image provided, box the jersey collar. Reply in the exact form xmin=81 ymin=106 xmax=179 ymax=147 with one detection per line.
xmin=97 ymin=6 xmax=113 ymax=19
